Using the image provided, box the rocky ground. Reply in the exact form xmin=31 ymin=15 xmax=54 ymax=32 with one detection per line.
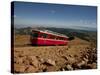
xmin=13 ymin=35 xmax=97 ymax=73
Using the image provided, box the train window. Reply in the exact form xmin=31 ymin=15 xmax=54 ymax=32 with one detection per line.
xmin=43 ymin=34 xmax=47 ymax=38
xmin=32 ymin=32 xmax=38 ymax=37
xmin=39 ymin=33 xmax=43 ymax=38
xmin=48 ymin=35 xmax=52 ymax=39
xmin=55 ymin=37 xmax=58 ymax=40
xmin=50 ymin=36 xmax=55 ymax=39
xmin=57 ymin=37 xmax=61 ymax=40
xmin=59 ymin=38 xmax=61 ymax=40
xmin=54 ymin=37 xmax=57 ymax=40
xmin=61 ymin=38 xmax=64 ymax=40
xmin=58 ymin=37 xmax=63 ymax=40
xmin=60 ymin=38 xmax=62 ymax=40
xmin=56 ymin=37 xmax=65 ymax=40
xmin=48 ymin=35 xmax=57 ymax=39
xmin=47 ymin=35 xmax=50 ymax=39
xmin=56 ymin=37 xmax=59 ymax=40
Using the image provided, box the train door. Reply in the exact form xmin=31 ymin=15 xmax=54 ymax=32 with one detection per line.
xmin=42 ymin=33 xmax=47 ymax=45
xmin=30 ymin=31 xmax=38 ymax=45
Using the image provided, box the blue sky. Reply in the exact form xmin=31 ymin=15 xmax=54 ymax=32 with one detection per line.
xmin=13 ymin=1 xmax=97 ymax=29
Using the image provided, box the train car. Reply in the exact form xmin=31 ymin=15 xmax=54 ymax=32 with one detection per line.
xmin=30 ymin=29 xmax=71 ymax=46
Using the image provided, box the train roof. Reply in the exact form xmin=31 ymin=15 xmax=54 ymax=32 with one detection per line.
xmin=32 ymin=29 xmax=68 ymax=38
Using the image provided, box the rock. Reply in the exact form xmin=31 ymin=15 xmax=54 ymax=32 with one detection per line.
xmin=14 ymin=64 xmax=26 ymax=73
xmin=69 ymin=55 xmax=72 ymax=57
xmin=27 ymin=56 xmax=37 ymax=61
xmin=40 ymin=64 xmax=47 ymax=70
xmin=60 ymin=68 xmax=66 ymax=71
xmin=25 ymin=65 xmax=38 ymax=73
xmin=46 ymin=66 xmax=56 ymax=72
xmin=23 ymin=59 xmax=30 ymax=65
xmin=38 ymin=58 xmax=45 ymax=63
xmin=77 ymin=60 xmax=86 ymax=67
xmin=93 ymin=48 xmax=96 ymax=51
xmin=72 ymin=63 xmax=79 ymax=69
xmin=66 ymin=64 xmax=73 ymax=70
xmin=74 ymin=55 xmax=78 ymax=58
xmin=91 ymin=63 xmax=97 ymax=69
xmin=67 ymin=57 xmax=77 ymax=64
xmin=14 ymin=57 xmax=24 ymax=64
xmin=85 ymin=55 xmax=89 ymax=59
xmin=27 ymin=56 xmax=39 ymax=67
xmin=61 ymin=56 xmax=68 ymax=61
xmin=43 ymin=59 xmax=56 ymax=66
xmin=30 ymin=60 xmax=39 ymax=68
xmin=62 ymin=68 xmax=66 ymax=71
xmin=83 ymin=58 xmax=88 ymax=63
xmin=42 ymin=68 xmax=47 ymax=72
xmin=87 ymin=63 xmax=97 ymax=69
xmin=18 ymin=51 xmax=25 ymax=57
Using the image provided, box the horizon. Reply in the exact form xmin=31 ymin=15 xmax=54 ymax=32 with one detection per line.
xmin=14 ymin=24 xmax=97 ymax=31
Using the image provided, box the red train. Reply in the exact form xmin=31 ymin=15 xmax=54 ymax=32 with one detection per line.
xmin=30 ymin=29 xmax=73 ymax=46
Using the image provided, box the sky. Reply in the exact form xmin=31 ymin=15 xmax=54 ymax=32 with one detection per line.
xmin=13 ymin=1 xmax=97 ymax=30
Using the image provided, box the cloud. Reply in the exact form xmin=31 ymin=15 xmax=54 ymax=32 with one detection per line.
xmin=51 ymin=10 xmax=56 ymax=14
